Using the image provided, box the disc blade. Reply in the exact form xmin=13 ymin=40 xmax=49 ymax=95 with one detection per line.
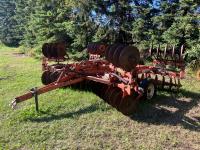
xmin=119 ymin=95 xmax=138 ymax=115
xmin=119 ymin=46 xmax=140 ymax=71
xmin=112 ymin=45 xmax=126 ymax=67
xmin=107 ymin=44 xmax=120 ymax=63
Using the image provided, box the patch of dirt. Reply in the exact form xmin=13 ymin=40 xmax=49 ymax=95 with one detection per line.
xmin=133 ymin=93 xmax=200 ymax=131
xmin=12 ymin=52 xmax=27 ymax=58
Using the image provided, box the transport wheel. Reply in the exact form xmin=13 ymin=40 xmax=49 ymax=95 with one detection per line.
xmin=143 ymin=80 xmax=156 ymax=100
xmin=119 ymin=95 xmax=138 ymax=116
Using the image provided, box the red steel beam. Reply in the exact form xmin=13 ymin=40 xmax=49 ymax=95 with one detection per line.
xmin=11 ymin=78 xmax=84 ymax=108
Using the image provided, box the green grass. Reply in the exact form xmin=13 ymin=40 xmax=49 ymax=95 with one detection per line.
xmin=0 ymin=46 xmax=200 ymax=150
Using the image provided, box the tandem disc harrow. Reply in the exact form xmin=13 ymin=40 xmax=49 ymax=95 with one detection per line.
xmin=11 ymin=42 xmax=186 ymax=116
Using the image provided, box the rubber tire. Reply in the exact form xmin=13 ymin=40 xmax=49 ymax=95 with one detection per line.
xmin=143 ymin=79 xmax=157 ymax=100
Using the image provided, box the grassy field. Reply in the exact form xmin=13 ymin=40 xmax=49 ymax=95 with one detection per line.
xmin=0 ymin=46 xmax=200 ymax=150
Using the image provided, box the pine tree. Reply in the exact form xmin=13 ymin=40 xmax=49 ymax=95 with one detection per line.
xmin=131 ymin=0 xmax=158 ymax=49
xmin=162 ymin=0 xmax=199 ymax=48
xmin=22 ymin=0 xmax=74 ymax=51
xmin=94 ymin=0 xmax=134 ymax=44
xmin=0 ymin=0 xmax=21 ymax=46
xmin=15 ymin=0 xmax=37 ymax=47
xmin=68 ymin=0 xmax=98 ymax=50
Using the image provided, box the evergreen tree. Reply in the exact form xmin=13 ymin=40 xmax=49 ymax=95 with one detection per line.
xmin=15 ymin=0 xmax=36 ymax=47
xmin=0 ymin=0 xmax=199 ymax=61
xmin=162 ymin=0 xmax=199 ymax=48
xmin=131 ymin=0 xmax=158 ymax=49
xmin=0 ymin=0 xmax=20 ymax=46
xmin=94 ymin=0 xmax=134 ymax=43
xmin=22 ymin=0 xmax=74 ymax=51
xmin=69 ymin=0 xmax=98 ymax=50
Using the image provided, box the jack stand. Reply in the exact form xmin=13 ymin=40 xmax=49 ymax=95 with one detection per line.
xmin=30 ymin=87 xmax=39 ymax=112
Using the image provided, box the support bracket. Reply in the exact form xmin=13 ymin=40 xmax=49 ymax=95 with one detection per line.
xmin=30 ymin=87 xmax=39 ymax=112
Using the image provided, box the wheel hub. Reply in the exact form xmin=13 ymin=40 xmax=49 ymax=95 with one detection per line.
xmin=146 ymin=83 xmax=155 ymax=100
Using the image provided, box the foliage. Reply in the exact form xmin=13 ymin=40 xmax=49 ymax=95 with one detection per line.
xmin=0 ymin=0 xmax=199 ymax=61
xmin=0 ymin=0 xmax=21 ymax=46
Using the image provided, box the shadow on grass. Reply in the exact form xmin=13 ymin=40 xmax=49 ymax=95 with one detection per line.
xmin=28 ymin=103 xmax=109 ymax=123
xmin=27 ymin=88 xmax=199 ymax=132
xmin=131 ymin=89 xmax=200 ymax=132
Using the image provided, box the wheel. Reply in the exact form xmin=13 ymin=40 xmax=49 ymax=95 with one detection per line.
xmin=140 ymin=79 xmax=157 ymax=100
xmin=144 ymin=80 xmax=156 ymax=100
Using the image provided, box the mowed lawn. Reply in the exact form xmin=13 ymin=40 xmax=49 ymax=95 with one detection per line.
xmin=0 ymin=46 xmax=200 ymax=150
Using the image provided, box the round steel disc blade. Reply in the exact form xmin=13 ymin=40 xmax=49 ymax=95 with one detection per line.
xmin=98 ymin=84 xmax=109 ymax=99
xmin=103 ymin=86 xmax=113 ymax=103
xmin=107 ymin=88 xmax=118 ymax=105
xmin=41 ymin=71 xmax=51 ymax=85
xmin=50 ymin=71 xmax=60 ymax=83
xmin=86 ymin=81 xmax=97 ymax=92
xmin=87 ymin=43 xmax=92 ymax=52
xmin=92 ymin=82 xmax=104 ymax=96
xmin=77 ymin=81 xmax=86 ymax=90
xmin=48 ymin=43 xmax=55 ymax=58
xmin=53 ymin=43 xmax=59 ymax=58
xmin=110 ymin=88 xmax=123 ymax=109
xmin=119 ymin=46 xmax=140 ymax=71
xmin=93 ymin=43 xmax=98 ymax=52
xmin=107 ymin=44 xmax=119 ymax=63
xmin=112 ymin=45 xmax=126 ymax=67
xmin=119 ymin=95 xmax=138 ymax=115
xmin=98 ymin=44 xmax=106 ymax=54
xmin=56 ymin=43 xmax=66 ymax=58
xmin=42 ymin=43 xmax=49 ymax=58
xmin=105 ymin=45 xmax=112 ymax=61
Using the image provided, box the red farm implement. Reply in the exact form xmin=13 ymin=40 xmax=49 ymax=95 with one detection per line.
xmin=11 ymin=43 xmax=186 ymax=115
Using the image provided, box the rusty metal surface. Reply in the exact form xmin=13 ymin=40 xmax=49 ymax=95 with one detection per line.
xmin=12 ymin=43 xmax=186 ymax=116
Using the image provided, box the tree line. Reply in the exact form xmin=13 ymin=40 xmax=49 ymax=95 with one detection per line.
xmin=0 ymin=0 xmax=199 ymax=61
